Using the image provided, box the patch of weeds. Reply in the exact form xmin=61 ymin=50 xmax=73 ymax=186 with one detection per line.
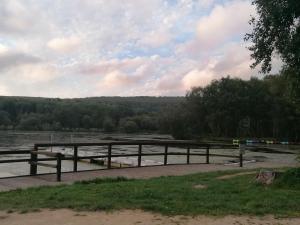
xmin=273 ymin=168 xmax=300 ymax=189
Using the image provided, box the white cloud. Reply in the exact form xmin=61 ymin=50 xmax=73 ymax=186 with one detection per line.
xmin=139 ymin=30 xmax=172 ymax=48
xmin=181 ymin=42 xmax=256 ymax=90
xmin=0 ymin=63 xmax=59 ymax=86
xmin=0 ymin=0 xmax=282 ymax=97
xmin=17 ymin=64 xmax=59 ymax=83
xmin=101 ymin=70 xmax=136 ymax=88
xmin=86 ymin=56 xmax=162 ymax=76
xmin=182 ymin=68 xmax=215 ymax=89
xmin=196 ymin=0 xmax=255 ymax=49
xmin=0 ymin=0 xmax=31 ymax=33
xmin=0 ymin=84 xmax=10 ymax=96
xmin=47 ymin=36 xmax=81 ymax=53
xmin=0 ymin=50 xmax=41 ymax=72
xmin=0 ymin=44 xmax=9 ymax=54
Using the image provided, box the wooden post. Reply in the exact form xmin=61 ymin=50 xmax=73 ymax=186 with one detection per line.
xmin=164 ymin=144 xmax=168 ymax=165
xmin=206 ymin=146 xmax=210 ymax=164
xmin=187 ymin=147 xmax=190 ymax=164
xmin=30 ymin=145 xmax=38 ymax=175
xmin=56 ymin=153 xmax=62 ymax=182
xmin=239 ymin=144 xmax=244 ymax=167
xmin=138 ymin=144 xmax=142 ymax=167
xmin=73 ymin=146 xmax=78 ymax=172
xmin=107 ymin=144 xmax=112 ymax=169
xmin=239 ymin=153 xmax=243 ymax=167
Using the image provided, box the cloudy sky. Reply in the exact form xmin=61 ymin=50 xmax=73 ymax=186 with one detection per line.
xmin=0 ymin=0 xmax=281 ymax=97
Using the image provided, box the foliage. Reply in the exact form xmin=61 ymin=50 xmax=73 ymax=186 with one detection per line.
xmin=159 ymin=104 xmax=193 ymax=139
xmin=102 ymin=117 xmax=115 ymax=132
xmin=176 ymin=75 xmax=299 ymax=140
xmin=273 ymin=168 xmax=300 ymax=189
xmin=245 ymin=0 xmax=300 ymax=102
xmin=120 ymin=119 xmax=139 ymax=133
xmin=0 ymin=170 xmax=299 ymax=216
xmin=17 ymin=114 xmax=42 ymax=130
xmin=0 ymin=110 xmax=11 ymax=127
xmin=0 ymin=75 xmax=298 ymax=140
xmin=245 ymin=0 xmax=300 ymax=74
xmin=0 ymin=96 xmax=182 ymax=133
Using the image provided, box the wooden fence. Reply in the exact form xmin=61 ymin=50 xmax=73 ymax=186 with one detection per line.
xmin=0 ymin=141 xmax=243 ymax=181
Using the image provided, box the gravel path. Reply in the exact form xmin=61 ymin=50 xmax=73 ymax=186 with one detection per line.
xmin=0 ymin=161 xmax=298 ymax=192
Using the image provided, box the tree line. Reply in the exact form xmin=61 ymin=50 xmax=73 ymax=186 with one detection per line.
xmin=0 ymin=96 xmax=183 ymax=133
xmin=0 ymin=73 xmax=299 ymax=141
xmin=162 ymin=73 xmax=299 ymax=141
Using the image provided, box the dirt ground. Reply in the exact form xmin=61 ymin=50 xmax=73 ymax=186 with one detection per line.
xmin=0 ymin=209 xmax=299 ymax=225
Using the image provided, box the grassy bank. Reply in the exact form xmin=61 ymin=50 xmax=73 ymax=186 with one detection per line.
xmin=0 ymin=169 xmax=299 ymax=216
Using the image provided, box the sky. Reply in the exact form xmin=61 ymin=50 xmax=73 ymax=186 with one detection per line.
xmin=0 ymin=0 xmax=282 ymax=98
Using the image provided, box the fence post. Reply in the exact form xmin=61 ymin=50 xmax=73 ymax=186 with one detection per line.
xmin=206 ymin=145 xmax=210 ymax=164
xmin=30 ymin=145 xmax=38 ymax=175
xmin=239 ymin=144 xmax=245 ymax=167
xmin=239 ymin=153 xmax=243 ymax=167
xmin=138 ymin=144 xmax=142 ymax=167
xmin=164 ymin=144 xmax=168 ymax=165
xmin=187 ymin=146 xmax=190 ymax=164
xmin=56 ymin=153 xmax=62 ymax=182
xmin=107 ymin=144 xmax=112 ymax=169
xmin=73 ymin=146 xmax=78 ymax=172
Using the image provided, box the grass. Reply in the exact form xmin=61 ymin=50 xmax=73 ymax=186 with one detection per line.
xmin=0 ymin=169 xmax=299 ymax=216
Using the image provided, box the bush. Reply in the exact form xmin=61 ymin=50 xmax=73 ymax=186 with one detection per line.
xmin=273 ymin=168 xmax=300 ymax=189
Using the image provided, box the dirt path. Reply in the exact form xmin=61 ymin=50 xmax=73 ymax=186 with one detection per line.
xmin=0 ymin=209 xmax=299 ymax=225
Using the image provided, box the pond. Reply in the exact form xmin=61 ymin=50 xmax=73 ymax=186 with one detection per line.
xmin=0 ymin=131 xmax=298 ymax=178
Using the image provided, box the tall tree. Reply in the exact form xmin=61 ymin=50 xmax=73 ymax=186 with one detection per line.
xmin=245 ymin=0 xmax=300 ymax=73
xmin=245 ymin=0 xmax=300 ymax=100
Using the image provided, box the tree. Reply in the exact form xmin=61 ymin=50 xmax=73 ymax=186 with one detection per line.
xmin=17 ymin=114 xmax=42 ymax=130
xmin=81 ymin=115 xmax=93 ymax=129
xmin=103 ymin=117 xmax=115 ymax=132
xmin=0 ymin=110 xmax=11 ymax=127
xmin=245 ymin=0 xmax=300 ymax=164
xmin=245 ymin=0 xmax=300 ymax=74
xmin=120 ymin=119 xmax=139 ymax=133
xmin=183 ymin=76 xmax=299 ymax=140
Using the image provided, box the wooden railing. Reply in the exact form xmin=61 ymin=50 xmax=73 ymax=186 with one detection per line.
xmin=0 ymin=140 xmax=243 ymax=181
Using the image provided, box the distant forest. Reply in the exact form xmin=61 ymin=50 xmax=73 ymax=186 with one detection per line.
xmin=0 ymin=96 xmax=183 ymax=134
xmin=0 ymin=74 xmax=299 ymax=141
